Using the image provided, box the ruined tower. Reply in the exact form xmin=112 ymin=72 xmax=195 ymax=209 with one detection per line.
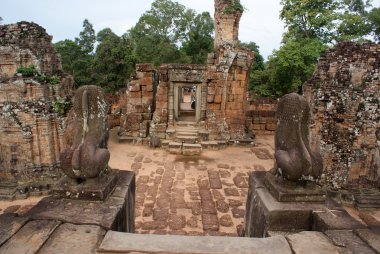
xmin=214 ymin=0 xmax=243 ymax=47
xmin=206 ymin=0 xmax=254 ymax=140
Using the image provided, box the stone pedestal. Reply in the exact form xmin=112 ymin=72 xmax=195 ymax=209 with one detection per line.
xmin=244 ymin=172 xmax=363 ymax=238
xmin=264 ymin=173 xmax=326 ymax=202
xmin=52 ymin=169 xmax=119 ymax=201
xmin=26 ymin=170 xmax=135 ymax=232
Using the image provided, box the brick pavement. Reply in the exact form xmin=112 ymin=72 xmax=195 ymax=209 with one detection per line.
xmin=108 ymin=132 xmax=275 ymax=236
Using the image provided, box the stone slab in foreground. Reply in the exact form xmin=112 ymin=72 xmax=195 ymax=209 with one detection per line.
xmin=98 ymin=232 xmax=292 ymax=254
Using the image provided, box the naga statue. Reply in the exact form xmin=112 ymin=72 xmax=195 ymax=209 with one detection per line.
xmin=271 ymin=93 xmax=323 ymax=182
xmin=60 ymin=85 xmax=110 ymax=180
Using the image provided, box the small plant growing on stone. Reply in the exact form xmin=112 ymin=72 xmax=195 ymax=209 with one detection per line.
xmin=223 ymin=0 xmax=245 ymax=14
xmin=48 ymin=75 xmax=60 ymax=84
xmin=37 ymin=74 xmax=47 ymax=83
xmin=16 ymin=65 xmax=36 ymax=77
xmin=358 ymin=102 xmax=366 ymax=111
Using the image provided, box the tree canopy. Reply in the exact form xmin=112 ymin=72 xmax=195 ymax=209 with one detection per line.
xmin=55 ymin=0 xmax=215 ymax=92
xmin=250 ymin=0 xmax=379 ymax=98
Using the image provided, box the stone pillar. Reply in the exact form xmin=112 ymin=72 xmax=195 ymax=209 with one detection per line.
xmin=214 ymin=0 xmax=243 ymax=48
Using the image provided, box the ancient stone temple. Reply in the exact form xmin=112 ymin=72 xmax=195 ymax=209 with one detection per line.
xmin=304 ymin=42 xmax=380 ymax=190
xmin=118 ymin=0 xmax=254 ymax=153
xmin=0 ymin=21 xmax=73 ymax=199
xmin=0 ymin=21 xmax=62 ymax=78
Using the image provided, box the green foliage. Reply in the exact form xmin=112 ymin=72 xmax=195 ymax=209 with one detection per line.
xmin=280 ymin=0 xmax=339 ymax=43
xmin=16 ymin=65 xmax=37 ymax=77
xmin=48 ymin=75 xmax=60 ymax=84
xmin=55 ymin=25 xmax=95 ymax=87
xmin=93 ymin=28 xmax=137 ymax=92
xmin=223 ymin=0 xmax=245 ymax=14
xmin=181 ymin=12 xmax=214 ymax=64
xmin=267 ymin=39 xmax=327 ymax=96
xmin=368 ymin=7 xmax=380 ymax=42
xmin=75 ymin=19 xmax=96 ymax=54
xmin=128 ymin=0 xmax=214 ymax=67
xmin=53 ymin=98 xmax=72 ymax=116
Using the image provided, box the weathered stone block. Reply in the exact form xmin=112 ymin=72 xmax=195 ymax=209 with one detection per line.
xmin=26 ymin=171 xmax=135 ymax=232
xmin=0 ymin=220 xmax=61 ymax=254
xmin=37 ymin=223 xmax=106 ymax=254
xmin=98 ymin=232 xmax=292 ymax=254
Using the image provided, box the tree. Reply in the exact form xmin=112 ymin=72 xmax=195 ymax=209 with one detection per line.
xmin=128 ymin=0 xmax=201 ymax=66
xmin=238 ymin=42 xmax=269 ymax=96
xmin=280 ymin=0 xmax=375 ymax=43
xmin=0 ymin=17 xmax=3 ymax=24
xmin=93 ymin=28 xmax=136 ymax=92
xmin=280 ymin=0 xmax=339 ymax=43
xmin=267 ymin=39 xmax=327 ymax=96
xmin=368 ymin=7 xmax=380 ymax=42
xmin=335 ymin=0 xmax=373 ymax=41
xmin=75 ymin=19 xmax=96 ymax=54
xmin=181 ymin=12 xmax=214 ymax=64
xmin=55 ymin=39 xmax=83 ymax=75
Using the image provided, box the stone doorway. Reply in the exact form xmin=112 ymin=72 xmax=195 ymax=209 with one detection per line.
xmin=174 ymin=84 xmax=201 ymax=122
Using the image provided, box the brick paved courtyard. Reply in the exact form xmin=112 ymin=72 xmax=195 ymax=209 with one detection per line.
xmin=108 ymin=130 xmax=275 ymax=236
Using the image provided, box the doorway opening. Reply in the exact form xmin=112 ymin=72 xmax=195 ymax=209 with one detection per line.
xmin=178 ymin=85 xmax=196 ymax=122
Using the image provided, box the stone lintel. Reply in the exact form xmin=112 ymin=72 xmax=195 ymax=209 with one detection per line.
xmin=264 ymin=172 xmax=326 ymax=202
xmin=52 ymin=169 xmax=120 ymax=201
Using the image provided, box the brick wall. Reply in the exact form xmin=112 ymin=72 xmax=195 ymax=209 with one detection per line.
xmin=304 ymin=42 xmax=380 ymax=188
xmin=119 ymin=64 xmax=155 ymax=138
xmin=0 ymin=77 xmax=68 ymax=187
xmin=246 ymin=97 xmax=277 ymax=135
xmin=0 ymin=21 xmax=62 ymax=78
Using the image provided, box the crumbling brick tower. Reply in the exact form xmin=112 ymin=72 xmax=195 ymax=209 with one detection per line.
xmin=206 ymin=0 xmax=254 ymax=140
xmin=0 ymin=22 xmax=72 ymax=199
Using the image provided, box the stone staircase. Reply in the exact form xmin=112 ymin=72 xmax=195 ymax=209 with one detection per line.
xmin=163 ymin=121 xmax=207 ymax=156
xmin=161 ymin=121 xmax=255 ymax=156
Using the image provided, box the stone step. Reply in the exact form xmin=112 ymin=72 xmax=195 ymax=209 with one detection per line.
xmin=176 ymin=121 xmax=197 ymax=127
xmin=169 ymin=142 xmax=182 ymax=154
xmin=182 ymin=144 xmax=202 ymax=156
xmin=175 ymin=135 xmax=198 ymax=144
xmin=176 ymin=131 xmax=199 ymax=137
xmin=200 ymin=141 xmax=219 ymax=150
xmin=161 ymin=140 xmax=171 ymax=150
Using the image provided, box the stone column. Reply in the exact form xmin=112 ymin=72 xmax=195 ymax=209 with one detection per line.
xmin=214 ymin=0 xmax=243 ymax=48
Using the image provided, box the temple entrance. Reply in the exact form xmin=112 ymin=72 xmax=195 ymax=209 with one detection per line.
xmin=173 ymin=83 xmax=202 ymax=123
xmin=178 ymin=85 xmax=196 ymax=122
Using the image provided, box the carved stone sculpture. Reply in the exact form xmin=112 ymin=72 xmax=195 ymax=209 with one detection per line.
xmin=60 ymin=85 xmax=110 ymax=179
xmin=272 ymin=93 xmax=323 ymax=182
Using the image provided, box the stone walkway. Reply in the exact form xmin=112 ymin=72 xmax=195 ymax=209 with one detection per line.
xmin=108 ymin=130 xmax=274 ymax=236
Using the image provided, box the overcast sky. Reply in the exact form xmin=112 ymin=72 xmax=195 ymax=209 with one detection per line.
xmin=2 ymin=0 xmax=380 ymax=59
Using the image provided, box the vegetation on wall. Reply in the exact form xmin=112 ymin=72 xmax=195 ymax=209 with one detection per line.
xmin=223 ymin=0 xmax=245 ymax=14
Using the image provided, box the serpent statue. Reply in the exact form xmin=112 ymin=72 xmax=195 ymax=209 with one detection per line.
xmin=60 ymin=85 xmax=110 ymax=179
xmin=272 ymin=93 xmax=323 ymax=182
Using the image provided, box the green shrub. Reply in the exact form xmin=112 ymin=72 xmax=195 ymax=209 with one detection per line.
xmin=16 ymin=65 xmax=36 ymax=77
xmin=49 ymin=75 xmax=60 ymax=84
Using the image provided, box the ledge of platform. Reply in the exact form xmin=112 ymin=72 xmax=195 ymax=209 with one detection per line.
xmin=244 ymin=171 xmax=364 ymax=238
xmin=26 ymin=170 xmax=135 ymax=232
